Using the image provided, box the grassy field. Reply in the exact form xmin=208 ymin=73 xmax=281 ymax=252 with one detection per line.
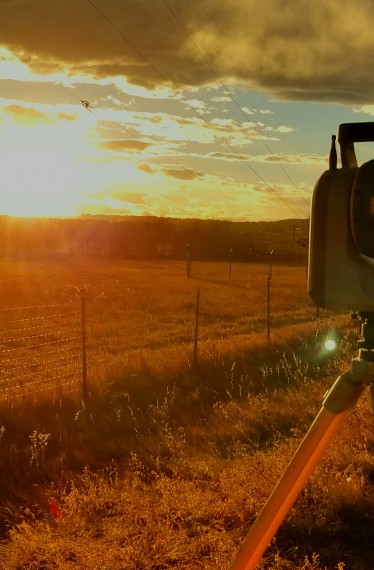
xmin=0 ymin=258 xmax=372 ymax=569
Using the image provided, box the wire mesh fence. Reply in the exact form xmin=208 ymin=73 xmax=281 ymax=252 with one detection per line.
xmin=0 ymin=302 xmax=82 ymax=403
xmin=0 ymin=262 xmax=322 ymax=405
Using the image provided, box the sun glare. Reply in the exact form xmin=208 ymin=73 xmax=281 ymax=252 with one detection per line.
xmin=0 ymin=105 xmax=101 ymax=217
xmin=1 ymin=146 xmax=77 ymax=217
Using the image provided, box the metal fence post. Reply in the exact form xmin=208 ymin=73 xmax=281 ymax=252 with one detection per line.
xmin=81 ymin=291 xmax=88 ymax=401
xmin=267 ymin=276 xmax=271 ymax=341
xmin=186 ymin=244 xmax=191 ymax=278
xmin=268 ymin=249 xmax=274 ymax=279
xmin=267 ymin=250 xmax=273 ymax=341
xmin=193 ymin=288 xmax=200 ymax=367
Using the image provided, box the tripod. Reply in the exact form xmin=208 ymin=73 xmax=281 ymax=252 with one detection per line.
xmin=230 ymin=313 xmax=374 ymax=570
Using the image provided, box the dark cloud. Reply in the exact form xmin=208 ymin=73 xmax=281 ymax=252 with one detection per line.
xmin=162 ymin=167 xmax=202 ymax=180
xmin=265 ymin=153 xmax=325 ymax=165
xmin=98 ymin=139 xmax=151 ymax=151
xmin=1 ymin=1 xmax=374 ymax=103
xmin=210 ymin=151 xmax=248 ymax=161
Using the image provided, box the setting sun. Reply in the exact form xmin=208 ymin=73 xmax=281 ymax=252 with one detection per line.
xmin=1 ymin=146 xmax=76 ymax=217
xmin=0 ymin=1 xmax=373 ymax=221
xmin=0 ymin=104 xmax=97 ymax=217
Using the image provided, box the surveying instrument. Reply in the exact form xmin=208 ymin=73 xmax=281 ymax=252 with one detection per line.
xmin=230 ymin=122 xmax=374 ymax=569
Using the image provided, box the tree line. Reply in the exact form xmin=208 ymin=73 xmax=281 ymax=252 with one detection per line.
xmin=0 ymin=215 xmax=309 ymax=263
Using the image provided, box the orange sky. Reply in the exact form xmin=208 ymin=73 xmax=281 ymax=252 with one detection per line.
xmin=1 ymin=1 xmax=374 ymax=221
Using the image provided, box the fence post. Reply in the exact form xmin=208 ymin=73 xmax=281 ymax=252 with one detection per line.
xmin=267 ymin=250 xmax=273 ymax=341
xmin=186 ymin=244 xmax=191 ymax=278
xmin=268 ymin=249 xmax=274 ymax=279
xmin=193 ymin=288 xmax=200 ymax=368
xmin=267 ymin=276 xmax=271 ymax=341
xmin=81 ymin=291 xmax=88 ymax=401
xmin=229 ymin=248 xmax=233 ymax=279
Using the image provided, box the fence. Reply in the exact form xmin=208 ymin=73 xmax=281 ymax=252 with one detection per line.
xmin=0 ymin=301 xmax=83 ymax=402
xmin=0 ymin=262 xmax=321 ymax=404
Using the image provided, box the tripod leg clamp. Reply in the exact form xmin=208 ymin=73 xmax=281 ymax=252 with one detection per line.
xmin=323 ymin=370 xmax=367 ymax=414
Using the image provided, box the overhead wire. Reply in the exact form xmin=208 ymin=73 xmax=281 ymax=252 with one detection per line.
xmin=25 ymin=58 xmax=94 ymax=113
xmin=0 ymin=5 xmax=263 ymax=224
xmin=85 ymin=0 xmax=243 ymax=214
xmin=8 ymin=1 xmax=307 ymax=222
xmin=27 ymin=25 xmax=159 ymax=152
xmin=84 ymin=2 xmax=212 ymax=166
xmin=160 ymin=0 xmax=310 ymax=217
xmin=12 ymin=10 xmax=150 ymax=140
xmin=86 ymin=0 xmax=212 ymax=128
xmin=84 ymin=0 xmax=301 ymax=220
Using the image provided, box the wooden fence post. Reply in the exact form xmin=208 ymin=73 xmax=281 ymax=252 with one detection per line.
xmin=81 ymin=291 xmax=88 ymax=401
xmin=229 ymin=248 xmax=233 ymax=279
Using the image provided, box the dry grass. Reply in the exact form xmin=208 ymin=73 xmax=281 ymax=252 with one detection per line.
xmin=0 ymin=259 xmax=372 ymax=569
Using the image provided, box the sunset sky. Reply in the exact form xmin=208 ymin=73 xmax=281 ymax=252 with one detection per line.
xmin=1 ymin=0 xmax=374 ymax=221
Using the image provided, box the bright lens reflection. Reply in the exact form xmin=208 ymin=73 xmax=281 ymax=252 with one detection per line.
xmin=324 ymin=339 xmax=337 ymax=351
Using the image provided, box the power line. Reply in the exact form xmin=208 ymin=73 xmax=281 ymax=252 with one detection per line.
xmin=26 ymin=59 xmax=94 ymax=113
xmin=84 ymin=0 xmax=303 ymax=220
xmin=86 ymin=0 xmax=170 ymax=86
xmin=160 ymin=0 xmax=310 ymax=215
xmin=86 ymin=0 xmax=212 ymax=128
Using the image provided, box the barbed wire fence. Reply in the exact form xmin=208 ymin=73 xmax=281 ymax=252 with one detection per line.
xmin=0 ymin=299 xmax=85 ymax=404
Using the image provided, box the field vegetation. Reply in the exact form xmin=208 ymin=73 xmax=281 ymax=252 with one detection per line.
xmin=0 ymin=258 xmax=372 ymax=569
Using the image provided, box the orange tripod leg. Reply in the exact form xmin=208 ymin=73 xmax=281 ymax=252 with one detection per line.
xmin=230 ymin=371 xmax=365 ymax=570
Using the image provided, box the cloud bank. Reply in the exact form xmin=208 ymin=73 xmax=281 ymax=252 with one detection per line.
xmin=1 ymin=0 xmax=373 ymax=103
